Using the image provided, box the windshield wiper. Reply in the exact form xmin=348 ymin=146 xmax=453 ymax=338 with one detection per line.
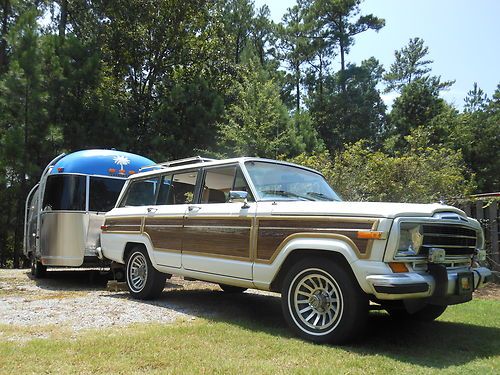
xmin=261 ymin=190 xmax=314 ymax=201
xmin=306 ymin=192 xmax=338 ymax=201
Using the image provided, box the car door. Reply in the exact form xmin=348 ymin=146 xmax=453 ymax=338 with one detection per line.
xmin=182 ymin=164 xmax=255 ymax=280
xmin=143 ymin=170 xmax=199 ymax=268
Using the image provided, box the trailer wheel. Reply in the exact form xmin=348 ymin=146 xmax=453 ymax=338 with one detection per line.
xmin=281 ymin=257 xmax=368 ymax=344
xmin=31 ymin=257 xmax=46 ymax=278
xmin=126 ymin=247 xmax=166 ymax=300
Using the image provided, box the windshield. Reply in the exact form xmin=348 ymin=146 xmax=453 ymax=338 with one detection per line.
xmin=89 ymin=177 xmax=126 ymax=212
xmin=43 ymin=174 xmax=86 ymax=211
xmin=245 ymin=161 xmax=341 ymax=202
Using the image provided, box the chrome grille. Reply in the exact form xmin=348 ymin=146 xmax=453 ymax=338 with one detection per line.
xmin=419 ymin=225 xmax=477 ymax=256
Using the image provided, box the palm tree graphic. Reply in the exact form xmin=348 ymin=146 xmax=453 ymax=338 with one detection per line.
xmin=113 ymin=155 xmax=130 ymax=172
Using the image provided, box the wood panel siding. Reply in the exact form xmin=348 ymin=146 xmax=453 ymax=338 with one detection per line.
xmin=143 ymin=217 xmax=183 ymax=252
xmin=183 ymin=217 xmax=252 ymax=258
xmin=104 ymin=217 xmax=142 ymax=232
xmin=256 ymin=217 xmax=377 ymax=262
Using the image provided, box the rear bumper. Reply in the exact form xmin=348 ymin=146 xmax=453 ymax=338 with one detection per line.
xmin=366 ymin=266 xmax=492 ymax=301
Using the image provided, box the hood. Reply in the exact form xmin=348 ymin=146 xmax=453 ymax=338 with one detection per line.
xmin=267 ymin=201 xmax=466 ymax=219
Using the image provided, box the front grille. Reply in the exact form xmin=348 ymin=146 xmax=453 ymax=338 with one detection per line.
xmin=419 ymin=224 xmax=477 ymax=256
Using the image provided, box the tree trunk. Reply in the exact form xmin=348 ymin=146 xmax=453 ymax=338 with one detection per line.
xmin=295 ymin=70 xmax=300 ymax=113
xmin=338 ymin=16 xmax=346 ymax=93
xmin=0 ymin=0 xmax=10 ymax=73
xmin=59 ymin=0 xmax=68 ymax=40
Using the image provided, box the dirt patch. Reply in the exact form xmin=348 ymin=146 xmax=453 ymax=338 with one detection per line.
xmin=473 ymin=282 xmax=500 ymax=300
xmin=0 ymin=268 xmax=278 ymax=341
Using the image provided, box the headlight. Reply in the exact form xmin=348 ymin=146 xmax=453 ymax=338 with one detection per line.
xmin=476 ymin=228 xmax=485 ymax=250
xmin=396 ymin=223 xmax=423 ymax=257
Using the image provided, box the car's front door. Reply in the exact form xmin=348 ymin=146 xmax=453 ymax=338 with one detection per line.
xmin=182 ymin=164 xmax=255 ymax=279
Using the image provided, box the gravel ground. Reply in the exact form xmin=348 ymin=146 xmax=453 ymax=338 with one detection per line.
xmin=0 ymin=268 xmax=279 ymax=340
xmin=1 ymin=268 xmax=498 ymax=341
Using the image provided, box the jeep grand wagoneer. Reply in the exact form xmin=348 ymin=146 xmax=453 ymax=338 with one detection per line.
xmin=100 ymin=156 xmax=492 ymax=343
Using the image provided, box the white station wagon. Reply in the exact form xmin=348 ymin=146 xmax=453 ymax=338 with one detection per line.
xmin=100 ymin=156 xmax=492 ymax=343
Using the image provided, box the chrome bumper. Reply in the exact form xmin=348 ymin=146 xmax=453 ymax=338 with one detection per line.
xmin=366 ymin=266 xmax=492 ymax=300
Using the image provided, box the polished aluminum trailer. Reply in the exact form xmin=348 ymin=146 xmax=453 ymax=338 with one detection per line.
xmin=24 ymin=149 xmax=155 ymax=277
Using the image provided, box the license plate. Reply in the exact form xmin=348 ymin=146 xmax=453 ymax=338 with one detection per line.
xmin=457 ymin=272 xmax=473 ymax=295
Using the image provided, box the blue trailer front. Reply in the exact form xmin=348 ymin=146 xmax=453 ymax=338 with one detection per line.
xmin=24 ymin=149 xmax=155 ymax=276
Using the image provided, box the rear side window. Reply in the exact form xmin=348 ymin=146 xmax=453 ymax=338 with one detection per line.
xmin=120 ymin=177 xmax=160 ymax=207
xmin=170 ymin=171 xmax=198 ymax=204
xmin=156 ymin=174 xmax=173 ymax=205
xmin=43 ymin=174 xmax=86 ymax=211
xmin=89 ymin=177 xmax=125 ymax=212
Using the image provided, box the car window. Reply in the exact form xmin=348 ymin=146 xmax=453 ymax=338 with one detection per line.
xmin=170 ymin=171 xmax=198 ymax=204
xmin=233 ymin=167 xmax=254 ymax=202
xmin=156 ymin=174 xmax=173 ymax=205
xmin=201 ymin=165 xmax=253 ymax=204
xmin=120 ymin=177 xmax=160 ymax=207
xmin=245 ymin=161 xmax=341 ymax=202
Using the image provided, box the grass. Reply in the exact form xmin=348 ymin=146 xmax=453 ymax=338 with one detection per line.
xmin=0 ymin=298 xmax=499 ymax=374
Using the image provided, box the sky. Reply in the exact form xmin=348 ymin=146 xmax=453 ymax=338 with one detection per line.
xmin=254 ymin=0 xmax=500 ymax=109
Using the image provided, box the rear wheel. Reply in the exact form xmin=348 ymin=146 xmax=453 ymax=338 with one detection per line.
xmin=387 ymin=304 xmax=447 ymax=322
xmin=126 ymin=247 xmax=166 ymax=300
xmin=281 ymin=257 xmax=368 ymax=344
xmin=219 ymin=284 xmax=247 ymax=293
xmin=31 ymin=257 xmax=46 ymax=278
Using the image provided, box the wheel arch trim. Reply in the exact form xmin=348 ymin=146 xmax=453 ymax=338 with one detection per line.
xmin=253 ymin=236 xmax=363 ymax=290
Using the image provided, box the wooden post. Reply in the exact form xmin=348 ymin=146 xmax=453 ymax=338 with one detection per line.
xmin=488 ymin=200 xmax=499 ymax=271
xmin=475 ymin=200 xmax=484 ymax=220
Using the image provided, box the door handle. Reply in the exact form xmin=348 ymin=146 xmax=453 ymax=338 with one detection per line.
xmin=147 ymin=207 xmax=158 ymax=213
xmin=188 ymin=205 xmax=201 ymax=212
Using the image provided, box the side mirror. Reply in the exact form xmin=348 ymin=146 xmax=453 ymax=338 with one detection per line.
xmin=229 ymin=191 xmax=250 ymax=209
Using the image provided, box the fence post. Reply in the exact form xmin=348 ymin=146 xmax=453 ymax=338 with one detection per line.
xmin=488 ymin=200 xmax=499 ymax=271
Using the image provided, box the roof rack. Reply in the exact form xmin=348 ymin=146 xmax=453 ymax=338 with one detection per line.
xmin=160 ymin=156 xmax=217 ymax=167
xmin=139 ymin=156 xmax=217 ymax=172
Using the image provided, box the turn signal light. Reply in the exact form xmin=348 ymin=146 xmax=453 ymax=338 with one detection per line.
xmin=357 ymin=231 xmax=384 ymax=240
xmin=100 ymin=225 xmax=109 ymax=231
xmin=388 ymin=262 xmax=409 ymax=273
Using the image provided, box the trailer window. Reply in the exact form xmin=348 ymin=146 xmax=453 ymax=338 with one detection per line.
xmin=120 ymin=177 xmax=160 ymax=207
xmin=89 ymin=177 xmax=125 ymax=212
xmin=43 ymin=175 xmax=86 ymax=211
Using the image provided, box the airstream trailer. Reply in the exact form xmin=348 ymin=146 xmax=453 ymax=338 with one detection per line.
xmin=24 ymin=149 xmax=155 ymax=277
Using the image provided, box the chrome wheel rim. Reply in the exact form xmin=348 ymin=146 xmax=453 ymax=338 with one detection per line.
xmin=290 ymin=269 xmax=343 ymax=334
xmin=127 ymin=252 xmax=148 ymax=292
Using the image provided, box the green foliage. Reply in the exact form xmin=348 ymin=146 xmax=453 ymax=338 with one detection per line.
xmin=311 ymin=0 xmax=385 ymax=74
xmin=217 ymin=58 xmax=304 ymax=158
xmin=387 ymin=78 xmax=446 ymax=146
xmin=464 ymin=82 xmax=489 ymax=113
xmin=290 ymin=140 xmax=475 ymax=203
xmin=309 ymin=58 xmax=386 ymax=152
xmin=384 ymin=37 xmax=454 ymax=93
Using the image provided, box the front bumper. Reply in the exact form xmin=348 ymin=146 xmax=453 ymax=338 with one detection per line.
xmin=366 ymin=266 xmax=492 ymax=301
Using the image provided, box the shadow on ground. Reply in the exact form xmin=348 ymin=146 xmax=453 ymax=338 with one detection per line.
xmin=29 ymin=269 xmax=110 ymax=291
xmin=31 ymin=270 xmax=500 ymax=369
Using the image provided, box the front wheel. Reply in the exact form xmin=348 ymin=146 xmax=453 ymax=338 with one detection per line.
xmin=126 ymin=247 xmax=166 ymax=300
xmin=281 ymin=257 xmax=368 ymax=344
